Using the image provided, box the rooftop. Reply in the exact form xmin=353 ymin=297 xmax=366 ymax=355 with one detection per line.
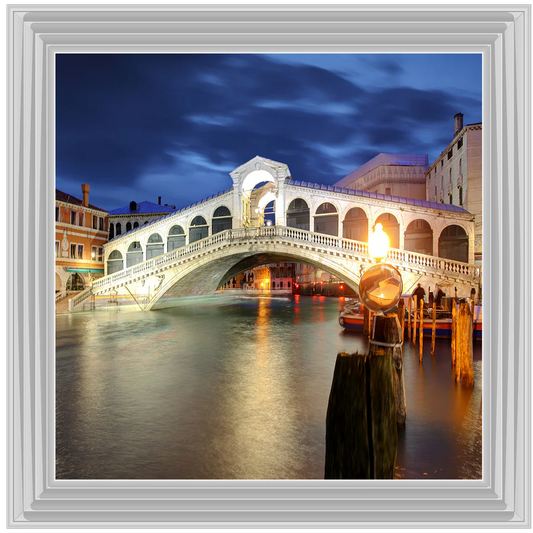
xmin=289 ymin=180 xmax=470 ymax=215
xmin=55 ymin=189 xmax=107 ymax=213
xmin=108 ymin=201 xmax=177 ymax=216
xmin=335 ymin=153 xmax=429 ymax=188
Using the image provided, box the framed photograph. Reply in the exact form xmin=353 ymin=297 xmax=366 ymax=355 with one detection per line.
xmin=7 ymin=4 xmax=530 ymax=527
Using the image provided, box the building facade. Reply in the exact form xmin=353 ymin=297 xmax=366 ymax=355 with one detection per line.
xmin=425 ymin=114 xmax=482 ymax=263
xmin=335 ymin=153 xmax=429 ymax=200
xmin=108 ymin=199 xmax=176 ymax=240
xmin=55 ymin=184 xmax=108 ymax=296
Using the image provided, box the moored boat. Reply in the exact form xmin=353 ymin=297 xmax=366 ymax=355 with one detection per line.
xmin=339 ymin=299 xmax=482 ymax=341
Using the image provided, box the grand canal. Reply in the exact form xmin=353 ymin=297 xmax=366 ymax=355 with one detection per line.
xmin=56 ymin=294 xmax=482 ymax=480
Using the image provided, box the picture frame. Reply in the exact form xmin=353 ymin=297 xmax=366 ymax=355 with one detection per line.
xmin=7 ymin=4 xmax=530 ymax=527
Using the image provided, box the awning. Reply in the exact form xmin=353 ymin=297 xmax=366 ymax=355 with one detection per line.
xmin=66 ymin=268 xmax=104 ymax=273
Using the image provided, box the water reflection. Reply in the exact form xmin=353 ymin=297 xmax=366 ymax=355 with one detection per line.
xmin=56 ymin=295 xmax=481 ymax=480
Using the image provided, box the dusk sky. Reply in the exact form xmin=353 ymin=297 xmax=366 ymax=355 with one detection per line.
xmin=56 ymin=53 xmax=482 ymax=211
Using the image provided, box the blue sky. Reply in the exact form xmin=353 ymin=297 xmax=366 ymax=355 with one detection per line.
xmin=56 ymin=53 xmax=482 ymax=211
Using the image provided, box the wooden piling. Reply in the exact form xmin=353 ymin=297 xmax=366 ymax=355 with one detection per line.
xmin=419 ymin=297 xmax=424 ymax=362
xmin=397 ymin=298 xmax=405 ymax=343
xmin=431 ymin=302 xmax=436 ymax=357
xmin=457 ymin=303 xmax=474 ymax=387
xmin=451 ymin=299 xmax=457 ymax=378
xmin=363 ymin=307 xmax=371 ymax=337
xmin=325 ymin=348 xmax=398 ymax=479
xmin=412 ymin=296 xmax=418 ymax=345
xmin=407 ymin=297 xmax=412 ymax=340
xmin=325 ymin=314 xmax=404 ymax=478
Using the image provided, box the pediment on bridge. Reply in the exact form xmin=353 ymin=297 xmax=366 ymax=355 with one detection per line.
xmin=230 ymin=156 xmax=291 ymax=191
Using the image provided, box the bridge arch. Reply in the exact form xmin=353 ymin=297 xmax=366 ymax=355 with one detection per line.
xmin=147 ymin=244 xmax=365 ymax=311
xmin=342 ymin=207 xmax=369 ymax=242
xmin=286 ymin=198 xmax=310 ymax=231
xmin=439 ymin=224 xmax=469 ymax=263
xmin=404 ymin=219 xmax=434 ymax=255
xmin=313 ymin=201 xmax=339 ymax=236
xmin=167 ymin=224 xmax=186 ymax=251
xmin=126 ymin=241 xmax=143 ymax=267
xmin=107 ymin=250 xmax=124 ymax=274
xmin=240 ymin=169 xmax=277 ymax=193
xmin=375 ymin=212 xmax=400 ymax=249
xmin=211 ymin=205 xmax=233 ymax=234
xmin=189 ymin=215 xmax=209 ymax=243
xmin=146 ymin=233 xmax=164 ymax=260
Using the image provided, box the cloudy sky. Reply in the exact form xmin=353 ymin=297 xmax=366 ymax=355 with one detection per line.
xmin=56 ymin=53 xmax=482 ymax=211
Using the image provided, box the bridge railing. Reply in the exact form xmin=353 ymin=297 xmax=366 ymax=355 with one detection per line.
xmin=92 ymin=225 xmax=480 ymax=293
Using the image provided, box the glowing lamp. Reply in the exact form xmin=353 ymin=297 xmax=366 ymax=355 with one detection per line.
xmin=368 ymin=223 xmax=390 ymax=262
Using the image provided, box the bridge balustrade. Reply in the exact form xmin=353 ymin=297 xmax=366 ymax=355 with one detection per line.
xmin=92 ymin=225 xmax=480 ymax=297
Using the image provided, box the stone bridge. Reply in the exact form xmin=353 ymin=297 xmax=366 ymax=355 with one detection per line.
xmin=70 ymin=225 xmax=481 ymax=312
xmin=69 ymin=155 xmax=480 ymax=311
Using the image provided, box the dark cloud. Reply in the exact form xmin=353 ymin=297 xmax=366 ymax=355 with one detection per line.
xmin=56 ymin=54 xmax=482 ymax=210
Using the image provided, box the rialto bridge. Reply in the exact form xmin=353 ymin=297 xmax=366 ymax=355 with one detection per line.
xmin=70 ymin=156 xmax=480 ymax=312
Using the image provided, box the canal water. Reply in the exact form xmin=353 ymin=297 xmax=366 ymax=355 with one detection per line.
xmin=56 ymin=294 xmax=482 ymax=480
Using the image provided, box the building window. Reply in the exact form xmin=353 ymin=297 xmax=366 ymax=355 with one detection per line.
xmin=441 ymin=160 xmax=444 ymax=167
xmin=78 ymin=212 xmax=84 ymax=227
xmin=98 ymin=247 xmax=104 ymax=262
xmin=459 ymin=186 xmax=463 ymax=206
xmin=385 ymin=187 xmax=391 ymax=195
xmin=458 ymin=138 xmax=463 ymax=149
xmin=116 ymin=223 xmax=122 ymax=235
xmin=449 ymin=194 xmax=453 ymax=205
xmin=92 ymin=215 xmax=97 ymax=229
xmin=56 ymin=206 xmax=60 ymax=222
xmin=77 ymin=244 xmax=84 ymax=259
xmin=92 ymin=246 xmax=97 ymax=261
xmin=70 ymin=243 xmax=76 ymax=258
xmin=448 ymin=149 xmax=453 ymax=160
xmin=99 ymin=217 xmax=104 ymax=231
xmin=126 ymin=222 xmax=132 ymax=232
xmin=70 ymin=210 xmax=77 ymax=225
xmin=449 ymin=168 xmax=452 ymax=183
xmin=459 ymin=158 xmax=462 ymax=175
xmin=55 ymin=241 xmax=59 ymax=257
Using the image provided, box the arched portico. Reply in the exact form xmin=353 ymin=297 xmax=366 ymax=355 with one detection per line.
xmin=404 ymin=219 xmax=433 ymax=255
xmin=230 ymin=156 xmax=292 ymax=228
xmin=287 ymin=198 xmax=310 ymax=231
xmin=375 ymin=213 xmax=400 ymax=249
xmin=439 ymin=224 xmax=469 ymax=263
xmin=343 ymin=207 xmax=368 ymax=242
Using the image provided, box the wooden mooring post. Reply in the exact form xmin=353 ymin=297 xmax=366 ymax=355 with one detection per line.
xmin=412 ymin=296 xmax=418 ymax=345
xmin=456 ymin=303 xmax=475 ymax=387
xmin=419 ymin=297 xmax=424 ymax=362
xmin=451 ymin=299 xmax=457 ymax=371
xmin=431 ymin=302 xmax=436 ymax=357
xmin=363 ymin=307 xmax=371 ymax=337
xmin=325 ymin=313 xmax=404 ymax=479
xmin=407 ymin=297 xmax=412 ymax=341
xmin=397 ymin=298 xmax=405 ymax=343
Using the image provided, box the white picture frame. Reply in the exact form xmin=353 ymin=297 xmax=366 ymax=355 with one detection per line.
xmin=7 ymin=4 xmax=530 ymax=527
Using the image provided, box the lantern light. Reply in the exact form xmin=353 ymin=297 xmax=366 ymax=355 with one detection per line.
xmin=368 ymin=223 xmax=390 ymax=262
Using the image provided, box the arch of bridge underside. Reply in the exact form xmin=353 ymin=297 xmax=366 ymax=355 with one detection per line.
xmin=147 ymin=244 xmax=369 ymax=310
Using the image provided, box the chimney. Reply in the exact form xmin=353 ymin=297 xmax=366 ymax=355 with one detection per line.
xmin=454 ymin=113 xmax=464 ymax=137
xmin=81 ymin=184 xmax=90 ymax=207
xmin=158 ymin=196 xmax=161 ymax=205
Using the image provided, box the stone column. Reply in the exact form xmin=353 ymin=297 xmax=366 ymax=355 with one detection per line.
xmin=275 ymin=177 xmax=287 ymax=226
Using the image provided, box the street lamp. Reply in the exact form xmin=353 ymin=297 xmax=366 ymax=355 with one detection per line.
xmin=359 ymin=223 xmax=403 ymax=315
xmin=368 ymin=223 xmax=390 ymax=263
